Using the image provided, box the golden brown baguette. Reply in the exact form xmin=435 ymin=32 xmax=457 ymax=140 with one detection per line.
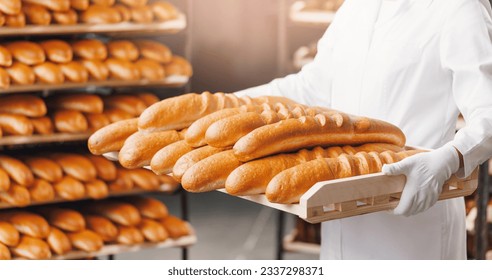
xmin=0 ymin=168 xmax=10 ymax=192
xmin=39 ymin=40 xmax=73 ymax=64
xmin=52 ymin=9 xmax=78 ymax=24
xmin=119 ymin=130 xmax=181 ymax=169
xmin=72 ymin=39 xmax=108 ymax=60
xmin=33 ymin=62 xmax=65 ymax=84
xmin=0 ymin=155 xmax=34 ymax=186
xmin=130 ymin=5 xmax=153 ymax=23
xmin=0 ymin=184 xmax=31 ymax=207
xmin=5 ymin=13 xmax=26 ymax=27
xmin=71 ymin=0 xmax=89 ymax=10
xmin=23 ymin=0 xmax=70 ymax=12
xmin=80 ymin=5 xmax=121 ymax=23
xmin=136 ymin=92 xmax=159 ymax=106
xmin=5 ymin=41 xmax=46 ymax=65
xmin=135 ymin=58 xmax=166 ymax=81
xmin=123 ymin=196 xmax=168 ymax=219
xmin=0 ymin=12 xmax=4 ymax=27
xmin=31 ymin=117 xmax=54 ymax=135
xmin=46 ymin=227 xmax=72 ymax=255
xmin=266 ymin=150 xmax=424 ymax=204
xmin=50 ymin=153 xmax=97 ymax=182
xmin=85 ymin=201 xmax=142 ymax=226
xmin=116 ymin=225 xmax=144 ymax=245
xmin=86 ymin=155 xmax=117 ymax=181
xmin=24 ymin=157 xmax=63 ymax=183
xmin=104 ymin=108 xmax=134 ymax=123
xmin=80 ymin=59 xmax=109 ymax=81
xmin=0 ymin=220 xmax=20 ymax=246
xmin=49 ymin=94 xmax=104 ymax=114
xmin=172 ymin=145 xmax=227 ymax=181
xmin=163 ymin=55 xmax=192 ymax=77
xmin=0 ymin=68 xmax=10 ymax=89
xmin=10 ymin=236 xmax=51 ymax=259
xmin=59 ymin=61 xmax=89 ymax=83
xmin=109 ymin=168 xmax=134 ymax=191
xmin=127 ymin=169 xmax=160 ymax=191
xmin=52 ymin=109 xmax=89 ymax=133
xmin=0 ymin=45 xmax=12 ymax=67
xmin=138 ymin=218 xmax=168 ymax=242
xmin=105 ymin=58 xmax=141 ymax=81
xmin=67 ymin=229 xmax=103 ymax=252
xmin=5 ymin=62 xmax=35 ymax=85
xmin=0 ymin=113 xmax=34 ymax=136
xmin=84 ymin=214 xmax=118 ymax=242
xmin=88 ymin=118 xmax=138 ymax=155
xmin=234 ymin=112 xmax=407 ymax=162
xmin=0 ymin=0 xmax=21 ymax=15
xmin=150 ymin=140 xmax=194 ymax=175
xmin=135 ymin=40 xmax=172 ymax=63
xmin=53 ymin=175 xmax=86 ymax=200
xmin=0 ymin=211 xmax=50 ymax=239
xmin=29 ymin=179 xmax=55 ymax=202
xmin=0 ymin=95 xmax=47 ymax=117
xmin=103 ymin=95 xmax=147 ymax=116
xmin=107 ymin=40 xmax=139 ymax=61
xmin=85 ymin=179 xmax=109 ymax=199
xmin=113 ymin=4 xmax=131 ymax=21
xmin=151 ymin=1 xmax=178 ymax=21
xmin=0 ymin=242 xmax=11 ymax=260
xmin=38 ymin=208 xmax=85 ymax=232
xmin=84 ymin=113 xmax=111 ymax=131
xmin=158 ymin=215 xmax=190 ymax=239
xmin=226 ymin=144 xmax=405 ymax=196
xmin=22 ymin=3 xmax=52 ymax=25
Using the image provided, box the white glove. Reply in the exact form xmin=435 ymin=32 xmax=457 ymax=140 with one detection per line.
xmin=381 ymin=143 xmax=460 ymax=216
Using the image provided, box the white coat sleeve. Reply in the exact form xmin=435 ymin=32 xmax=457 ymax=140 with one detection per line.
xmin=441 ymin=0 xmax=492 ymax=178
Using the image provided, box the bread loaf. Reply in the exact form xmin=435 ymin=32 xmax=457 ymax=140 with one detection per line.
xmin=5 ymin=41 xmax=46 ymax=65
xmin=0 ymin=211 xmax=50 ymax=239
xmin=84 ymin=215 xmax=118 ymax=242
xmin=85 ymin=201 xmax=142 ymax=226
xmin=266 ymin=150 xmax=424 ymax=204
xmin=0 ymin=45 xmax=12 ymax=67
xmin=0 ymin=184 xmax=31 ymax=207
xmin=29 ymin=179 xmax=55 ymax=202
xmin=123 ymin=196 xmax=168 ymax=219
xmin=107 ymin=40 xmax=139 ymax=61
xmin=135 ymin=40 xmax=172 ymax=63
xmin=50 ymin=154 xmax=97 ymax=182
xmin=84 ymin=113 xmax=111 ymax=131
xmin=104 ymin=108 xmax=134 ymax=122
xmin=31 ymin=117 xmax=54 ymax=135
xmin=234 ymin=112 xmax=407 ymax=162
xmin=10 ymin=236 xmax=51 ymax=259
xmin=80 ymin=5 xmax=121 ymax=24
xmin=150 ymin=140 xmax=193 ymax=175
xmin=105 ymin=58 xmax=141 ymax=80
xmin=0 ymin=221 xmax=19 ymax=246
xmin=23 ymin=3 xmax=52 ymax=25
xmin=5 ymin=13 xmax=26 ymax=27
xmin=0 ymin=0 xmax=21 ymax=15
xmin=135 ymin=58 xmax=166 ymax=81
xmin=136 ymin=92 xmax=159 ymax=106
xmin=67 ymin=229 xmax=104 ymax=252
xmin=80 ymin=59 xmax=109 ymax=81
xmin=53 ymin=175 xmax=86 ymax=200
xmin=0 ymin=156 xmax=34 ymax=186
xmin=0 ymin=12 xmax=4 ymax=27
xmin=70 ymin=0 xmax=89 ymax=10
xmin=0 ymin=113 xmax=34 ymax=136
xmin=5 ymin=62 xmax=35 ymax=85
xmin=72 ymin=39 xmax=108 ymax=60
xmin=116 ymin=225 xmax=144 ymax=245
xmin=159 ymin=215 xmax=190 ymax=239
xmin=113 ymin=4 xmax=131 ymax=21
xmin=130 ymin=5 xmax=153 ymax=23
xmin=23 ymin=0 xmax=70 ymax=12
xmin=108 ymin=168 xmax=134 ymax=191
xmin=86 ymin=155 xmax=117 ymax=181
xmin=163 ymin=55 xmax=192 ymax=77
xmin=103 ymin=95 xmax=147 ymax=116
xmin=151 ymin=1 xmax=178 ymax=21
xmin=158 ymin=174 xmax=178 ymax=186
xmin=0 ymin=68 xmax=9 ymax=89
xmin=39 ymin=208 xmax=86 ymax=232
xmin=119 ymin=130 xmax=181 ymax=169
xmin=24 ymin=157 xmax=63 ymax=183
xmin=52 ymin=109 xmax=89 ymax=133
xmin=88 ymin=118 xmax=138 ymax=155
xmin=172 ymin=145 xmax=227 ymax=180
xmin=138 ymin=218 xmax=168 ymax=242
xmin=0 ymin=243 xmax=11 ymax=260
xmin=40 ymin=40 xmax=73 ymax=64
xmin=49 ymin=94 xmax=103 ymax=114
xmin=33 ymin=62 xmax=65 ymax=84
xmin=59 ymin=61 xmax=89 ymax=83
xmin=85 ymin=179 xmax=109 ymax=199
xmin=0 ymin=168 xmax=10 ymax=192
xmin=118 ymin=0 xmax=148 ymax=7
xmin=52 ymin=9 xmax=78 ymax=25
xmin=127 ymin=169 xmax=160 ymax=191
xmin=46 ymin=227 xmax=72 ymax=255
xmin=0 ymin=95 xmax=47 ymax=117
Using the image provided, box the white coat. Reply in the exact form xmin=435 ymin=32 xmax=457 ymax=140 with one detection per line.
xmin=235 ymin=0 xmax=492 ymax=259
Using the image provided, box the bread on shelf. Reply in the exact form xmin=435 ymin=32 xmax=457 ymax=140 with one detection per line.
xmin=52 ymin=9 xmax=79 ymax=25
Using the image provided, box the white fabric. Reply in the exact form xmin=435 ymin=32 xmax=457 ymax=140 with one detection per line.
xmin=236 ymin=0 xmax=492 ymax=259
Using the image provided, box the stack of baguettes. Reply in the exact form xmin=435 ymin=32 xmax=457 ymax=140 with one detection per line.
xmin=0 ymin=92 xmax=159 ymax=137
xmin=0 ymin=197 xmax=191 ymax=260
xmin=0 ymin=38 xmax=192 ymax=89
xmin=0 ymin=153 xmax=178 ymax=207
xmin=0 ymin=0 xmax=179 ymax=27
xmin=89 ymin=92 xmax=422 ymax=204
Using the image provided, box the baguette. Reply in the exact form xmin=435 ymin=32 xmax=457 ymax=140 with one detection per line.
xmin=163 ymin=55 xmax=192 ymax=77
xmin=5 ymin=13 xmax=26 ymax=27
xmin=0 ymin=0 xmax=21 ymax=15
xmin=108 ymin=168 xmax=134 ymax=191
xmin=0 ymin=211 xmax=50 ymax=239
xmin=172 ymin=145 xmax=227 ymax=181
xmin=103 ymin=95 xmax=147 ymax=116
xmin=29 ymin=179 xmax=55 ymax=202
xmin=104 ymin=108 xmax=134 ymax=123
xmin=33 ymin=62 xmax=65 ymax=84
xmin=0 ymin=221 xmax=19 ymax=247
xmin=0 ymin=95 xmax=47 ymax=117
xmin=80 ymin=5 xmax=121 ymax=24
xmin=181 ymin=150 xmax=241 ymax=192
xmin=49 ymin=94 xmax=104 ymax=114
xmin=0 ymin=12 xmax=4 ymax=27
xmin=85 ymin=179 xmax=109 ymax=199
xmin=10 ymin=236 xmax=51 ymax=260
xmin=135 ymin=58 xmax=166 ymax=81
xmin=127 ymin=169 xmax=160 ymax=191
xmin=52 ymin=109 xmax=89 ymax=133
xmin=80 ymin=59 xmax=109 ymax=81
xmin=67 ymin=229 xmax=104 ymax=252
xmin=113 ymin=4 xmax=131 ymax=21
xmin=0 ymin=45 xmax=12 ymax=67
xmin=24 ymin=157 xmax=63 ymax=183
xmin=52 ymin=9 xmax=78 ymax=25
xmin=150 ymin=1 xmax=178 ymax=21
xmin=38 ymin=208 xmax=85 ymax=232
xmin=5 ymin=62 xmax=35 ymax=85
xmin=266 ymin=150 xmax=424 ymax=204
xmin=5 ymin=41 xmax=46 ymax=66
xmin=136 ymin=92 xmax=159 ymax=106
xmin=130 ymin=5 xmax=153 ymax=23
xmin=84 ymin=215 xmax=118 ymax=242
xmin=0 ymin=168 xmax=9 ymax=192
xmin=158 ymin=215 xmax=190 ymax=239
xmin=86 ymin=155 xmax=117 ymax=181
xmin=31 ymin=117 xmax=54 ymax=135
xmin=150 ymin=140 xmax=194 ymax=175
xmin=72 ymin=39 xmax=108 ymax=60
xmin=70 ymin=0 xmax=89 ymax=10
xmin=107 ymin=40 xmax=139 ymax=61
xmin=135 ymin=40 xmax=172 ymax=64
xmin=39 ymin=40 xmax=73 ymax=64
xmin=59 ymin=61 xmax=89 ymax=83
xmin=88 ymin=118 xmax=138 ymax=155
xmin=0 ymin=155 xmax=34 ymax=186
xmin=22 ymin=3 xmax=52 ymax=25
xmin=0 ymin=243 xmax=11 ymax=260
xmin=119 ymin=130 xmax=181 ymax=169
xmin=105 ymin=58 xmax=141 ymax=81
xmin=50 ymin=153 xmax=97 ymax=182
xmin=85 ymin=201 xmax=142 ymax=226
xmin=138 ymin=218 xmax=168 ymax=242
xmin=84 ymin=113 xmax=111 ymax=131
xmin=0 ymin=184 xmax=31 ymax=207
xmin=53 ymin=176 xmax=86 ymax=200
xmin=0 ymin=113 xmax=33 ymax=136
xmin=23 ymin=0 xmax=70 ymax=12
xmin=233 ymin=112 xmax=407 ymax=162
xmin=0 ymin=68 xmax=9 ymax=89
xmin=116 ymin=225 xmax=144 ymax=245
xmin=123 ymin=196 xmax=168 ymax=219
xmin=46 ymin=227 xmax=72 ymax=255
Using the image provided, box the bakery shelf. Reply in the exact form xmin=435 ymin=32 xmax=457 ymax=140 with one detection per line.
xmin=282 ymin=229 xmax=320 ymax=255
xmin=0 ymin=76 xmax=189 ymax=95
xmin=0 ymin=183 xmax=180 ymax=210
xmin=0 ymin=133 xmax=91 ymax=148
xmin=0 ymin=14 xmax=187 ymax=37
xmin=289 ymin=1 xmax=336 ymax=27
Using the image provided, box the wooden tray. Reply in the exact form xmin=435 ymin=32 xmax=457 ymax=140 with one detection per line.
xmin=0 ymin=14 xmax=187 ymax=37
xmin=289 ymin=1 xmax=336 ymax=27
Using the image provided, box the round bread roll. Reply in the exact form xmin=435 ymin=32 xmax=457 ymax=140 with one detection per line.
xmin=86 ymin=155 xmax=117 ymax=181
xmin=91 ymin=0 xmax=115 ymax=6
xmin=0 ymin=0 xmax=21 ymax=15
xmin=5 ymin=41 xmax=46 ymax=66
xmin=52 ymin=109 xmax=89 ymax=133
xmin=52 ymin=9 xmax=78 ymax=24
xmin=10 ymin=236 xmax=51 ymax=260
xmin=70 ymin=0 xmax=89 ymax=11
xmin=0 ymin=221 xmax=20 ymax=247
xmin=23 ymin=0 xmax=70 ymax=12
xmin=49 ymin=94 xmax=103 ymax=114
xmin=50 ymin=154 xmax=97 ymax=182
xmin=40 ymin=40 xmax=73 ymax=63
xmin=135 ymin=58 xmax=166 ymax=81
xmin=135 ymin=40 xmax=172 ymax=63
xmin=30 ymin=117 xmax=54 ymax=135
xmin=118 ymin=0 xmax=147 ymax=7
xmin=24 ymin=157 xmax=63 ymax=183
xmin=80 ymin=5 xmax=121 ymax=24
xmin=39 ymin=208 xmax=85 ymax=232
xmin=53 ymin=175 xmax=86 ymax=200
xmin=116 ymin=225 xmax=144 ymax=245
xmin=103 ymin=95 xmax=147 ymax=116
xmin=84 ymin=112 xmax=110 ymax=131
xmin=0 ymin=211 xmax=50 ymax=239
xmin=138 ymin=218 xmax=168 ymax=242
xmin=33 ymin=62 xmax=65 ymax=84
xmin=113 ymin=4 xmax=131 ymax=21
xmin=80 ymin=59 xmax=109 ymax=81
xmin=105 ymin=58 xmax=141 ymax=81
xmin=5 ymin=12 xmax=25 ymax=27
xmin=0 ymin=95 xmax=47 ymax=117
xmin=29 ymin=179 xmax=55 ymax=202
xmin=150 ymin=1 xmax=178 ymax=21
xmin=107 ymin=40 xmax=139 ymax=61
xmin=0 ymin=45 xmax=13 ymax=67
xmin=104 ymin=108 xmax=134 ymax=122
xmin=159 ymin=215 xmax=190 ymax=239
xmin=0 ymin=155 xmax=34 ymax=186
xmin=0 ymin=113 xmax=34 ymax=136
xmin=67 ymin=229 xmax=104 ymax=252
xmin=84 ymin=215 xmax=118 ymax=242
xmin=46 ymin=227 xmax=72 ymax=255
xmin=124 ymin=196 xmax=168 ymax=219
xmin=85 ymin=179 xmax=109 ymax=199
xmin=130 ymin=5 xmax=153 ymax=23
xmin=0 ymin=168 xmax=10 ymax=192
xmin=59 ymin=61 xmax=89 ymax=83
xmin=23 ymin=3 xmax=52 ymax=25
xmin=0 ymin=243 xmax=11 ymax=260
xmin=5 ymin=62 xmax=36 ymax=85
xmin=164 ymin=56 xmax=193 ymax=77
xmin=136 ymin=92 xmax=159 ymax=106
xmin=0 ymin=184 xmax=30 ymax=207
xmin=72 ymin=39 xmax=108 ymax=60
xmin=0 ymin=68 xmax=10 ymax=89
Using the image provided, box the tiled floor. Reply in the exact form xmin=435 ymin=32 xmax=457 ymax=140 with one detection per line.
xmin=115 ymin=191 xmax=318 ymax=260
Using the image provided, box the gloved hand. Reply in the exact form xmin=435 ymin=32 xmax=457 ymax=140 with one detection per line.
xmin=382 ymin=143 xmax=460 ymax=216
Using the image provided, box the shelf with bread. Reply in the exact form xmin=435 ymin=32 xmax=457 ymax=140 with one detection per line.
xmin=0 ymin=198 xmax=195 ymax=260
xmin=0 ymin=1 xmax=186 ymax=36
xmin=87 ymin=92 xmax=479 ymax=224
xmin=0 ymin=38 xmax=193 ymax=93
xmin=289 ymin=0 xmax=341 ymax=27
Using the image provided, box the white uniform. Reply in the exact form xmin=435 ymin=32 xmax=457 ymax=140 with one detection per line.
xmin=236 ymin=0 xmax=492 ymax=259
